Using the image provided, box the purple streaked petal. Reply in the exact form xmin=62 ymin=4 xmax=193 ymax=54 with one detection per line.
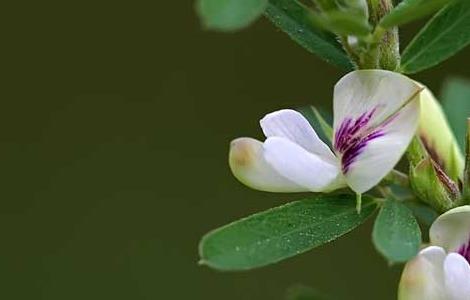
xmin=341 ymin=130 xmax=384 ymax=173
xmin=333 ymin=70 xmax=422 ymax=136
xmin=334 ymin=109 xmax=377 ymax=153
xmin=430 ymin=206 xmax=470 ymax=254
xmin=457 ymin=234 xmax=470 ymax=264
xmin=333 ymin=108 xmax=386 ymax=174
xmin=340 ymin=98 xmax=420 ymax=193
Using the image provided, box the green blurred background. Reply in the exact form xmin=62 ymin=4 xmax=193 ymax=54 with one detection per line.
xmin=3 ymin=1 xmax=470 ymax=299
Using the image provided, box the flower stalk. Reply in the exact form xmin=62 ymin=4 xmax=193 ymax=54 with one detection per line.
xmin=363 ymin=0 xmax=400 ymax=70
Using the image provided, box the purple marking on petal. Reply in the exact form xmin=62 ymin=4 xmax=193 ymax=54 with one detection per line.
xmin=334 ymin=108 xmax=385 ymax=173
xmin=341 ymin=131 xmax=384 ymax=173
xmin=457 ymin=234 xmax=470 ymax=264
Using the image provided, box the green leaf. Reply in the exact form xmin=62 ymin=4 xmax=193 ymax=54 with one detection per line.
xmin=311 ymin=11 xmax=372 ymax=37
xmin=196 ymin=0 xmax=268 ymax=31
xmin=265 ymin=0 xmax=354 ymax=70
xmin=404 ymin=201 xmax=438 ymax=227
xmin=401 ymin=1 xmax=470 ymax=74
xmin=379 ymin=0 xmax=454 ymax=29
xmin=199 ymin=194 xmax=377 ymax=271
xmin=372 ymin=199 xmax=422 ymax=263
xmin=442 ymin=77 xmax=470 ymax=152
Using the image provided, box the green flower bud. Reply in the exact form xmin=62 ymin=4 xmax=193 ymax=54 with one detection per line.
xmin=408 ymin=86 xmax=465 ymax=212
xmin=417 ymin=88 xmax=464 ymax=181
xmin=408 ymin=138 xmax=459 ymax=213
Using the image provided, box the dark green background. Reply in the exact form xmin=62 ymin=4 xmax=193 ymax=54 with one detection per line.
xmin=3 ymin=1 xmax=470 ymax=299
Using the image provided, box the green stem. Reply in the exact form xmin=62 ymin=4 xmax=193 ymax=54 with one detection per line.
xmin=366 ymin=0 xmax=400 ymax=70
xmin=356 ymin=193 xmax=362 ymax=213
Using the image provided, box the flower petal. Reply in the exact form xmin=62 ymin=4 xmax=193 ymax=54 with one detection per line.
xmin=444 ymin=253 xmax=470 ymax=300
xmin=420 ymin=245 xmax=447 ymax=263
xmin=430 ymin=205 xmax=470 ymax=252
xmin=341 ymin=97 xmax=420 ymax=193
xmin=263 ymin=137 xmax=345 ymax=192
xmin=398 ymin=246 xmax=447 ymax=300
xmin=229 ymin=138 xmax=307 ymax=192
xmin=333 ymin=70 xmax=422 ymax=134
xmin=260 ymin=109 xmax=337 ymax=163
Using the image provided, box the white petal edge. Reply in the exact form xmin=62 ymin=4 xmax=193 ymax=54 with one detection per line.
xmin=229 ymin=138 xmax=307 ymax=192
xmin=430 ymin=205 xmax=470 ymax=252
xmin=398 ymin=246 xmax=447 ymax=300
xmin=444 ymin=253 xmax=470 ymax=300
xmin=260 ymin=109 xmax=337 ymax=163
xmin=420 ymin=245 xmax=447 ymax=263
xmin=263 ymin=137 xmax=345 ymax=192
xmin=343 ymin=98 xmax=420 ymax=193
xmin=333 ymin=70 xmax=422 ymax=136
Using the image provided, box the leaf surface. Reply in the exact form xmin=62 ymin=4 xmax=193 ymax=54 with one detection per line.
xmin=373 ymin=199 xmax=421 ymax=263
xmin=265 ymin=0 xmax=354 ymax=70
xmin=199 ymin=194 xmax=377 ymax=270
xmin=442 ymin=77 xmax=470 ymax=151
xmin=196 ymin=0 xmax=268 ymax=31
xmin=401 ymin=1 xmax=470 ymax=74
xmin=380 ymin=0 xmax=453 ymax=28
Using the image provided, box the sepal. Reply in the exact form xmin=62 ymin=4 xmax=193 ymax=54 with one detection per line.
xmin=408 ymin=138 xmax=460 ymax=213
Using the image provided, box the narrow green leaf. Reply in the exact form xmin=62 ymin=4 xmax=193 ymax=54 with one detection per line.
xmin=297 ymin=106 xmax=333 ymax=144
xmin=312 ymin=108 xmax=333 ymax=141
xmin=372 ymin=199 xmax=421 ymax=263
xmin=401 ymin=1 xmax=470 ymax=74
xmin=379 ymin=0 xmax=453 ymax=29
xmin=311 ymin=11 xmax=372 ymax=37
xmin=265 ymin=0 xmax=354 ymax=70
xmin=199 ymin=194 xmax=377 ymax=271
xmin=442 ymin=77 xmax=470 ymax=152
xmin=196 ymin=0 xmax=268 ymax=31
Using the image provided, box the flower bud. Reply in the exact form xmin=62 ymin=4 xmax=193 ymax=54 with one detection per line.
xmin=408 ymin=87 xmax=464 ymax=212
xmin=417 ymin=88 xmax=464 ymax=181
xmin=408 ymin=138 xmax=459 ymax=213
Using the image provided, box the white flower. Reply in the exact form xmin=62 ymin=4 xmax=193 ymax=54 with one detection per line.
xmin=229 ymin=70 xmax=422 ymax=194
xmin=399 ymin=206 xmax=470 ymax=300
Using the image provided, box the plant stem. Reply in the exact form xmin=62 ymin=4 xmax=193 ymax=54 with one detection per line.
xmin=366 ymin=0 xmax=400 ymax=70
